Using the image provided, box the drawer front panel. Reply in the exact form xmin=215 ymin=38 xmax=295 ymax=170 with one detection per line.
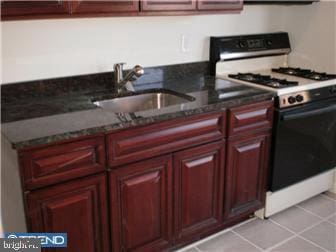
xmin=198 ymin=0 xmax=243 ymax=10
xmin=141 ymin=0 xmax=197 ymax=11
xmin=21 ymin=137 xmax=106 ymax=190
xmin=228 ymin=101 xmax=273 ymax=136
xmin=107 ymin=112 xmax=225 ymax=167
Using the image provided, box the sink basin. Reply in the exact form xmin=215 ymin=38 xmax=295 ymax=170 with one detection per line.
xmin=93 ymin=90 xmax=195 ymax=113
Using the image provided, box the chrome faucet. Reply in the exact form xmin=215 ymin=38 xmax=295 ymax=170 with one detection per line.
xmin=113 ymin=63 xmax=144 ymax=93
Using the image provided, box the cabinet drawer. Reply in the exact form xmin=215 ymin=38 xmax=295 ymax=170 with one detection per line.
xmin=20 ymin=137 xmax=106 ymax=190
xmin=107 ymin=112 xmax=226 ymax=167
xmin=198 ymin=0 xmax=243 ymax=11
xmin=228 ymin=101 xmax=273 ymax=136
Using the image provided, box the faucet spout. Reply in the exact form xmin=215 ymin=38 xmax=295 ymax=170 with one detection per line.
xmin=113 ymin=63 xmax=125 ymax=85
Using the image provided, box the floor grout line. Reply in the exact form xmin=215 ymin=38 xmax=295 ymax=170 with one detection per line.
xmin=269 ymin=212 xmax=323 ymax=235
xmin=272 ymin=211 xmax=336 ymax=235
xmin=295 ymin=204 xmax=336 ymax=221
xmin=231 ymin=229 xmax=265 ymax=251
xmin=176 ymin=228 xmax=233 ymax=251
xmin=267 ymin=219 xmax=329 ymax=252
xmin=268 ymin=211 xmax=336 ymax=252
xmin=231 ymin=216 xmax=258 ymax=229
xmin=324 ymin=215 xmax=336 ymax=227
xmin=178 ymin=217 xmax=259 ymax=251
xmin=193 ymin=246 xmax=202 ymax=252
xmin=264 ymin=234 xmax=297 ymax=252
xmin=177 ymin=194 xmax=336 ymax=252
xmin=295 ymin=234 xmax=330 ymax=252
xmin=320 ymin=193 xmax=336 ymax=202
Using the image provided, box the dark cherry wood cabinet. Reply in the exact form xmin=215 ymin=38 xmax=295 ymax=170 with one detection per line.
xmin=70 ymin=0 xmax=139 ymax=15
xmin=173 ymin=141 xmax=225 ymax=244
xmin=140 ymin=0 xmax=196 ymax=11
xmin=26 ymin=174 xmax=110 ymax=252
xmin=1 ymin=1 xmax=70 ymax=19
xmin=198 ymin=0 xmax=243 ymax=10
xmin=16 ymin=100 xmax=273 ymax=251
xmin=20 ymin=136 xmax=106 ymax=190
xmin=224 ymin=131 xmax=271 ymax=220
xmin=107 ymin=112 xmax=225 ymax=167
xmin=228 ymin=100 xmax=273 ymax=136
xmin=1 ymin=0 xmax=243 ymax=20
xmin=110 ymin=155 xmax=173 ymax=252
xmin=223 ymin=100 xmax=273 ymax=222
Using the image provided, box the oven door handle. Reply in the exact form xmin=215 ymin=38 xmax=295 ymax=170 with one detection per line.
xmin=282 ymin=104 xmax=336 ymax=121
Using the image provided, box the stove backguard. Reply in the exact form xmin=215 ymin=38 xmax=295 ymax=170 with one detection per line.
xmin=209 ymin=32 xmax=291 ymax=75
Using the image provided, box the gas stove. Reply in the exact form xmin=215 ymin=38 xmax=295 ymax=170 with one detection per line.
xmin=210 ymin=32 xmax=336 ymax=108
xmin=210 ymin=32 xmax=336 ymax=218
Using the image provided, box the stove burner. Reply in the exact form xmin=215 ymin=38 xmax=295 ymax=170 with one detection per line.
xmin=269 ymin=81 xmax=281 ymax=87
xmin=228 ymin=73 xmax=299 ymax=89
xmin=311 ymin=74 xmax=322 ymax=80
xmin=272 ymin=67 xmax=336 ymax=81
xmin=286 ymin=69 xmax=296 ymax=74
xmin=240 ymin=74 xmax=255 ymax=81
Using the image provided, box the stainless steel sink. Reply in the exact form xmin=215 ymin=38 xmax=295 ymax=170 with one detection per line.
xmin=93 ymin=90 xmax=195 ymax=113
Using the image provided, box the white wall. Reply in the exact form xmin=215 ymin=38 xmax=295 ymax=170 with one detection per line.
xmin=284 ymin=0 xmax=336 ymax=72
xmin=1 ymin=5 xmax=286 ymax=84
xmin=1 ymin=2 xmax=335 ymax=84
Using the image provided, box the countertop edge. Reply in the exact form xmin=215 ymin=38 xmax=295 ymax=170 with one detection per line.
xmin=9 ymin=93 xmax=274 ymax=150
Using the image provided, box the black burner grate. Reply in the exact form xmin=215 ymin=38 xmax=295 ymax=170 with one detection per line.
xmin=272 ymin=67 xmax=336 ymax=81
xmin=228 ymin=73 xmax=299 ymax=89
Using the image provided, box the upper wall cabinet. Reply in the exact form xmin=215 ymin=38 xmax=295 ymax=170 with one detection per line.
xmin=140 ymin=0 xmax=197 ymax=12
xmin=1 ymin=0 xmax=243 ymax=21
xmin=1 ymin=1 xmax=71 ymax=19
xmin=70 ymin=0 xmax=139 ymax=15
xmin=198 ymin=0 xmax=243 ymax=10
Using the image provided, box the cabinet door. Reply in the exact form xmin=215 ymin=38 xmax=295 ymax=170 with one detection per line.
xmin=110 ymin=155 xmax=173 ymax=252
xmin=198 ymin=0 xmax=243 ymax=10
xmin=70 ymin=0 xmax=139 ymax=14
xmin=26 ymin=174 xmax=109 ymax=252
xmin=1 ymin=1 xmax=70 ymax=20
xmin=174 ymin=141 xmax=225 ymax=243
xmin=141 ymin=0 xmax=196 ymax=11
xmin=224 ymin=132 xmax=270 ymax=220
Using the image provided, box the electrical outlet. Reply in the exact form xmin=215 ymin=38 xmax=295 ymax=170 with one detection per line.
xmin=181 ymin=34 xmax=190 ymax=53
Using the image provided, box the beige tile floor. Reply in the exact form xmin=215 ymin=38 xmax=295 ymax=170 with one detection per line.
xmin=178 ymin=192 xmax=336 ymax=252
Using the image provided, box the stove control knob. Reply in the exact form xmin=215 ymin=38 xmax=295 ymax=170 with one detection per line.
xmin=238 ymin=41 xmax=246 ymax=48
xmin=296 ymin=94 xmax=304 ymax=102
xmin=266 ymin=40 xmax=273 ymax=46
xmin=288 ymin=96 xmax=296 ymax=104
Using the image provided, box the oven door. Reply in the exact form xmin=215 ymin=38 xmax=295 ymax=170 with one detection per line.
xmin=270 ymin=98 xmax=336 ymax=191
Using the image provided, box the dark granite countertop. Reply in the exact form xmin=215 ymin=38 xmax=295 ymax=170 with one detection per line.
xmin=1 ymin=63 xmax=274 ymax=150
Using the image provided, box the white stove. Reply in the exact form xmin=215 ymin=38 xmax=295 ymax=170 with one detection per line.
xmin=216 ymin=56 xmax=336 ymax=96
xmin=210 ymin=33 xmax=336 ymax=108
xmin=210 ymin=32 xmax=336 ymax=217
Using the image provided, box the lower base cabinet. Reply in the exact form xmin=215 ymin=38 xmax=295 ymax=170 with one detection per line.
xmin=224 ymin=131 xmax=271 ymax=219
xmin=110 ymin=141 xmax=226 ymax=251
xmin=110 ymin=155 xmax=173 ymax=252
xmin=173 ymin=141 xmax=225 ymax=244
xmin=21 ymin=101 xmax=273 ymax=252
xmin=26 ymin=174 xmax=109 ymax=252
